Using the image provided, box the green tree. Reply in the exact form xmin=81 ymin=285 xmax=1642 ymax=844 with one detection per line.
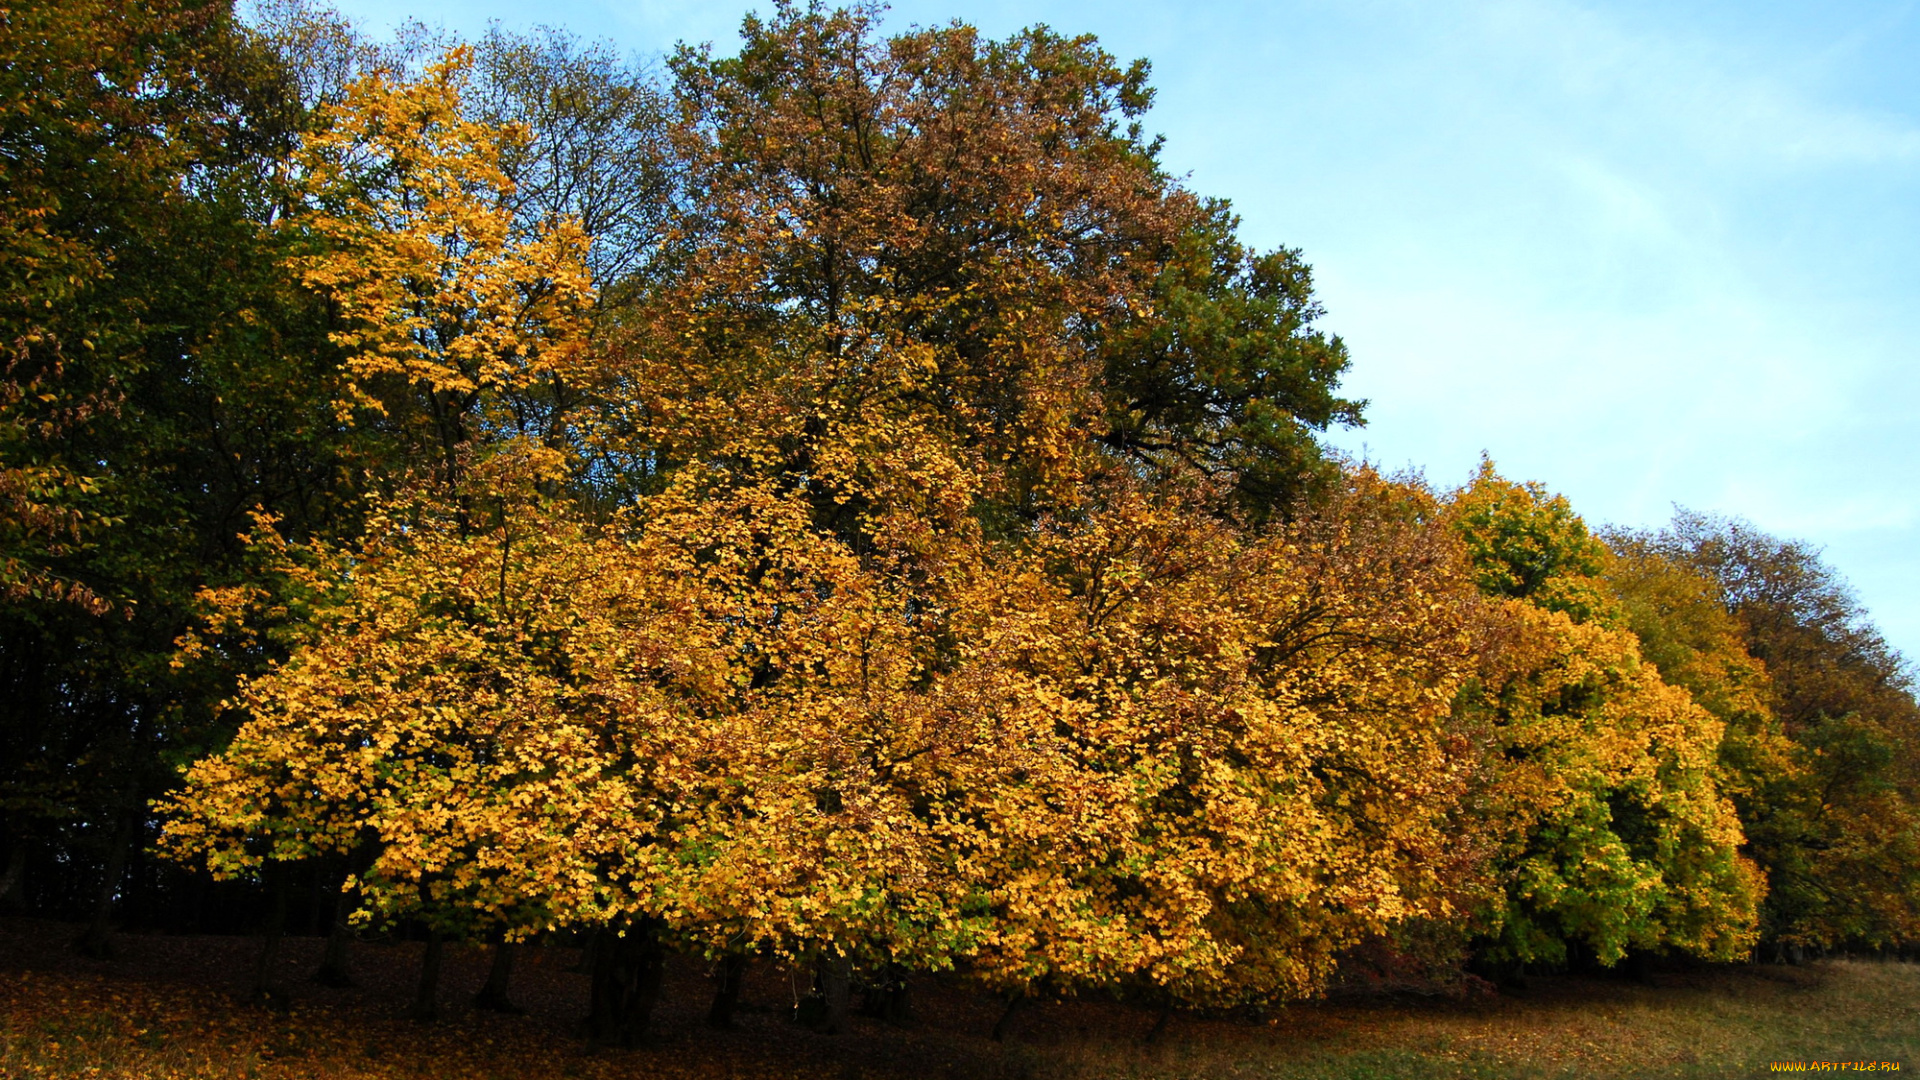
xmin=0 ymin=0 xmax=369 ymax=953
xmin=1449 ymin=455 xmax=1614 ymax=623
xmin=1447 ymin=464 xmax=1759 ymax=970
xmin=1096 ymin=198 xmax=1362 ymax=519
xmin=1602 ymin=531 xmax=1813 ymax=951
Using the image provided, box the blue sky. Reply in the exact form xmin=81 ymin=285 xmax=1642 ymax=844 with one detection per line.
xmin=324 ymin=0 xmax=1920 ymax=661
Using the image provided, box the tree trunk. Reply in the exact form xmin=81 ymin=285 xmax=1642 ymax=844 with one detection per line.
xmin=588 ymin=919 xmax=665 ymax=1046
xmin=990 ymin=988 xmax=1025 ymax=1042
xmin=1145 ymin=1003 xmax=1173 ymax=1044
xmin=861 ymin=961 xmax=911 ymax=1025
xmin=306 ymin=868 xmax=327 ymax=936
xmin=410 ymin=930 xmax=445 ymax=1022
xmin=313 ymin=883 xmax=355 ymax=987
xmin=75 ymin=815 xmax=133 ymax=960
xmin=0 ymin=842 xmax=27 ymax=911
xmin=473 ymin=941 xmax=520 ymax=1013
xmin=249 ymin=868 xmax=289 ymax=1004
xmin=570 ymin=929 xmax=597 ymax=973
xmin=707 ymin=952 xmax=748 ymax=1029
xmin=819 ymin=952 xmax=852 ymax=1035
xmin=1626 ymin=950 xmax=1656 ymax=986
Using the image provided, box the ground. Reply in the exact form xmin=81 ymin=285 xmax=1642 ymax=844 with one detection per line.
xmin=1 ymin=918 xmax=1913 ymax=1079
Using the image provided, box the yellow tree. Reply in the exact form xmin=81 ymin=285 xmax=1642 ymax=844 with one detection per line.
xmin=161 ymin=40 xmax=617 ymax=1020
xmin=576 ymin=6 xmax=1405 ymax=1011
xmin=166 ymin=12 xmax=1504 ymax=1040
xmin=166 ymin=460 xmax=1503 ymax=1016
xmin=286 ymin=45 xmax=597 ymax=480
xmin=161 ymin=468 xmax=733 ymax=1033
xmin=924 ymin=469 xmax=1487 ymax=1005
xmin=162 ymin=462 xmax=974 ymax=1037
xmin=622 ymin=465 xmax=1491 ymax=1009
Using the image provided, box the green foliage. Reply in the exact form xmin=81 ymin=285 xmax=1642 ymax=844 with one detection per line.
xmin=1446 ymin=463 xmax=1758 ymax=969
xmin=636 ymin=1 xmax=1360 ymax=531
xmin=1097 ymin=199 xmax=1364 ymax=520
xmin=1602 ymin=532 xmax=1815 ymax=951
xmin=1450 ymin=457 xmax=1615 ymax=624
xmin=0 ymin=0 xmax=363 ymax=896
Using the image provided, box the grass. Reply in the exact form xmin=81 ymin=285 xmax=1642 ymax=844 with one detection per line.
xmin=2 ymin=919 xmax=1913 ymax=1080
xmin=1024 ymin=961 xmax=1917 ymax=1078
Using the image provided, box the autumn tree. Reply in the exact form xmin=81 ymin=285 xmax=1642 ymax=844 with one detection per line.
xmin=283 ymin=46 xmax=597 ymax=482
xmin=1643 ymin=512 xmax=1920 ymax=951
xmin=576 ymin=466 xmax=1490 ymax=1011
xmin=924 ymin=469 xmax=1485 ymax=1005
xmin=1447 ymin=463 xmax=1760 ymax=971
xmin=581 ymin=2 xmax=1404 ymax=1010
xmin=615 ymin=2 xmax=1359 ymax=528
xmin=161 ymin=473 xmax=717 ymax=1020
xmin=162 ymin=15 xmax=1460 ymax=1026
xmin=1597 ymin=531 xmax=1809 ymax=953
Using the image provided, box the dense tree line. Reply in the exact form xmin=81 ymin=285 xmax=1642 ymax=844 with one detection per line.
xmin=3 ymin=0 xmax=1915 ymax=1041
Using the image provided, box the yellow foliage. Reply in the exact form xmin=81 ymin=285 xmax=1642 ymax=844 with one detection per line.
xmin=287 ymin=47 xmax=596 ymax=458
xmin=162 ymin=461 xmax=1491 ymax=1004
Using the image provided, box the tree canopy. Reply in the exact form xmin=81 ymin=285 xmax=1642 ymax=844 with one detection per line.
xmin=2 ymin=0 xmax=1914 ymax=1038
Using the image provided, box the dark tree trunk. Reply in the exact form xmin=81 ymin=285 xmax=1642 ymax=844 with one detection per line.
xmin=473 ymin=941 xmax=521 ymax=1013
xmin=0 ymin=842 xmax=27 ymax=911
xmin=819 ymin=952 xmax=852 ymax=1036
xmin=313 ymin=882 xmax=355 ymax=987
xmin=411 ymin=930 xmax=445 ymax=1022
xmin=1626 ymin=950 xmax=1657 ymax=986
xmin=75 ymin=815 xmax=134 ymax=959
xmin=186 ymin=871 xmax=206 ymax=933
xmin=860 ymin=961 xmax=911 ymax=1025
xmin=249 ymin=868 xmax=289 ymax=1004
xmin=1145 ymin=1003 xmax=1174 ymax=1044
xmin=707 ymin=952 xmax=749 ymax=1029
xmin=570 ymin=929 xmax=597 ymax=973
xmin=588 ymin=920 xmax=665 ymax=1046
xmin=989 ymin=988 xmax=1025 ymax=1042
xmin=306 ymin=868 xmax=327 ymax=936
